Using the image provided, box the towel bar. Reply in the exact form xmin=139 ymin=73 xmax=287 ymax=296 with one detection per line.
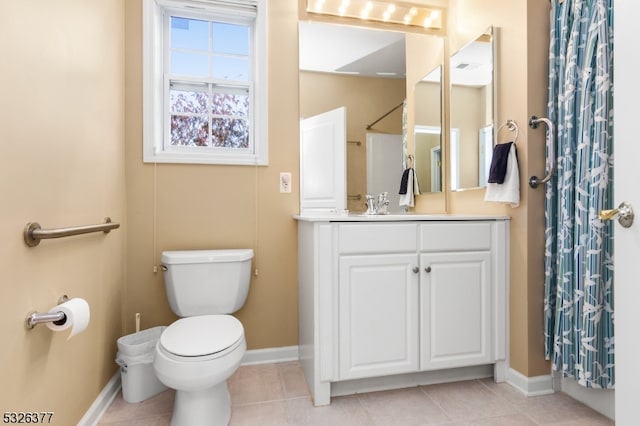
xmin=528 ymin=116 xmax=556 ymax=188
xmin=24 ymin=217 xmax=120 ymax=247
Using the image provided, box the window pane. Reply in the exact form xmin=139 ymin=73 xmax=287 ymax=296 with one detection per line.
xmin=213 ymin=56 xmax=249 ymax=81
xmin=171 ymin=17 xmax=209 ymax=51
xmin=212 ymin=22 xmax=248 ymax=55
xmin=171 ymin=115 xmax=209 ymax=146
xmin=171 ymin=51 xmax=209 ymax=77
xmin=211 ymin=118 xmax=249 ymax=148
xmin=170 ymin=89 xmax=208 ymax=114
xmin=212 ymin=92 xmax=249 ymax=116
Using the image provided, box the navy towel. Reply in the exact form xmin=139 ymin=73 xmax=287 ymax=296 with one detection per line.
xmin=488 ymin=142 xmax=514 ymax=184
xmin=399 ymin=168 xmax=411 ymax=194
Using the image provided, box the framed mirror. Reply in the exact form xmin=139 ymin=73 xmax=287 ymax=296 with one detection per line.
xmin=449 ymin=27 xmax=495 ymax=191
xmin=299 ymin=21 xmax=406 ymax=212
xmin=299 ymin=21 xmax=444 ymax=212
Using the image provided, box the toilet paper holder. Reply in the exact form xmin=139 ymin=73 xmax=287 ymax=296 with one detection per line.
xmin=25 ymin=295 xmax=69 ymax=330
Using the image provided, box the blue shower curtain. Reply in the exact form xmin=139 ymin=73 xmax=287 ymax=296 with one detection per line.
xmin=543 ymin=0 xmax=614 ymax=389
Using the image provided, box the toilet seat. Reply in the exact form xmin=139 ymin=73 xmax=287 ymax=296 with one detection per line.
xmin=160 ymin=315 xmax=244 ymax=358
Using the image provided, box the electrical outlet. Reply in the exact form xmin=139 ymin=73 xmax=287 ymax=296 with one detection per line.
xmin=280 ymin=172 xmax=292 ymax=193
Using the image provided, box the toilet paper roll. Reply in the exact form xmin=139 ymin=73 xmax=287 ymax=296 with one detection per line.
xmin=46 ymin=298 xmax=90 ymax=340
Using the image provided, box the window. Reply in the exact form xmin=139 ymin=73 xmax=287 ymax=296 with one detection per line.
xmin=143 ymin=0 xmax=268 ymax=165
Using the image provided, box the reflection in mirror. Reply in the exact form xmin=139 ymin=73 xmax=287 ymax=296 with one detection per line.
xmin=414 ymin=65 xmax=442 ymax=192
xmin=298 ymin=21 xmax=408 ymax=212
xmin=299 ymin=21 xmax=443 ymax=211
xmin=449 ymin=27 xmax=494 ymax=191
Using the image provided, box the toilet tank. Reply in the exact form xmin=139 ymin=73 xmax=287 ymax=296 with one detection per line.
xmin=161 ymin=249 xmax=253 ymax=317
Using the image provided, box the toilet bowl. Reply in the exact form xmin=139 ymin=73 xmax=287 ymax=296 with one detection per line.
xmin=154 ymin=315 xmax=245 ymax=426
xmin=153 ymin=249 xmax=253 ymax=426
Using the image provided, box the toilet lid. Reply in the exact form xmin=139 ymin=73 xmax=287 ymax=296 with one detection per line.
xmin=160 ymin=315 xmax=244 ymax=357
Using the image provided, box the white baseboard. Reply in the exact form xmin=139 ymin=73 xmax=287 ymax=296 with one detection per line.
xmin=506 ymin=368 xmax=555 ymax=396
xmin=332 ymin=364 xmax=494 ymax=397
xmin=241 ymin=345 xmax=299 ymax=365
xmin=78 ymin=372 xmax=121 ymax=426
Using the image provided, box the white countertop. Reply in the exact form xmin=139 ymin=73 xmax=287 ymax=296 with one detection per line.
xmin=294 ymin=212 xmax=510 ymax=222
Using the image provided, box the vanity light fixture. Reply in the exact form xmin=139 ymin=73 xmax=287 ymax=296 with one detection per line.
xmin=307 ymin=0 xmax=443 ymax=30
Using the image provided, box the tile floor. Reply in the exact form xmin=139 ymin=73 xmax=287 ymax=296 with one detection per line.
xmin=98 ymin=361 xmax=614 ymax=425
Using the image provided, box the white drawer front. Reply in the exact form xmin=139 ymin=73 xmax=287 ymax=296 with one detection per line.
xmin=420 ymin=222 xmax=492 ymax=252
xmin=339 ymin=223 xmax=418 ymax=254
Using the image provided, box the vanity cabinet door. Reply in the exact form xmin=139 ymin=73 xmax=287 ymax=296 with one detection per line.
xmin=420 ymin=251 xmax=492 ymax=371
xmin=338 ymin=253 xmax=420 ymax=380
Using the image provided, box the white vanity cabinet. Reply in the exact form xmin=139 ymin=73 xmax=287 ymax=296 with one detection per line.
xmin=296 ymin=215 xmax=509 ymax=406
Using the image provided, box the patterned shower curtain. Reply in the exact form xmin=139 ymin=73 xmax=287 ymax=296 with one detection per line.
xmin=543 ymin=0 xmax=614 ymax=389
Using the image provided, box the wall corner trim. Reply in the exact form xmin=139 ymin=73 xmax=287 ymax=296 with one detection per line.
xmin=506 ymin=368 xmax=555 ymax=397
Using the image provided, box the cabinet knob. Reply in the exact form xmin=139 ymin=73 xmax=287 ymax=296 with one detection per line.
xmin=425 ymin=266 xmax=432 ymax=273
xmin=412 ymin=267 xmax=419 ymax=274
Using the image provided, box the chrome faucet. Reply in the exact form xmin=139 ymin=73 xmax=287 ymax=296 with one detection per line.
xmin=365 ymin=194 xmax=377 ymax=214
xmin=376 ymin=192 xmax=389 ymax=214
xmin=365 ymin=192 xmax=390 ymax=215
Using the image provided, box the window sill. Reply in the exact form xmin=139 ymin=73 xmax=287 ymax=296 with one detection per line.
xmin=143 ymin=150 xmax=268 ymax=166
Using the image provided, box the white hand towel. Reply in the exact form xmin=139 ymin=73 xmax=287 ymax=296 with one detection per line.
xmin=399 ymin=169 xmax=415 ymax=207
xmin=484 ymin=143 xmax=520 ymax=207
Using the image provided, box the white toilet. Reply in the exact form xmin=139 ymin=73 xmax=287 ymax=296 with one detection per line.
xmin=153 ymin=249 xmax=253 ymax=426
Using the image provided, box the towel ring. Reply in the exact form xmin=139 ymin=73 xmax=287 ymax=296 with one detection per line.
xmin=496 ymin=119 xmax=519 ymax=145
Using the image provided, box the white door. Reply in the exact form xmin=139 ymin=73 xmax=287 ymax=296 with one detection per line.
xmin=300 ymin=107 xmax=346 ymax=212
xmin=366 ymin=133 xmax=403 ymax=211
xmin=613 ymin=2 xmax=640 ymax=423
xmin=338 ymin=253 xmax=420 ymax=380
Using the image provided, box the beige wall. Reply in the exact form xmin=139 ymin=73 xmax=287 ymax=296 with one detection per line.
xmin=124 ymin=0 xmax=300 ymax=350
xmin=414 ymin=81 xmax=441 ymax=127
xmin=0 ymin=1 xmax=126 ymax=424
xmin=437 ymin=0 xmax=550 ymax=377
xmin=299 ymin=72 xmax=405 ymax=212
xmin=451 ymin=85 xmax=484 ymax=188
xmin=414 ymin=133 xmax=441 ymax=191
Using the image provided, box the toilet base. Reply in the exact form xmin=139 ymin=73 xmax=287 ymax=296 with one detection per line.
xmin=170 ymin=381 xmax=231 ymax=426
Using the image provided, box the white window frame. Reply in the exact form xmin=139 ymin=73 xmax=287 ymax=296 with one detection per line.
xmin=143 ymin=0 xmax=268 ymax=165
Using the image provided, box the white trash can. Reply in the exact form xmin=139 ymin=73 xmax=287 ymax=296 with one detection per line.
xmin=115 ymin=326 xmax=168 ymax=403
